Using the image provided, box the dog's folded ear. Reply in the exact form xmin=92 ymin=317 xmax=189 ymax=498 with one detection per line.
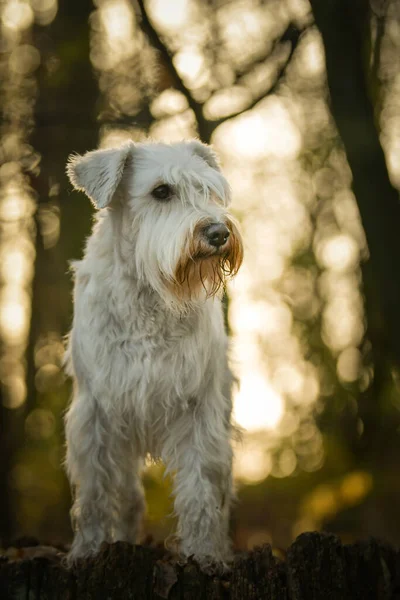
xmin=188 ymin=140 xmax=221 ymax=172
xmin=67 ymin=143 xmax=133 ymax=209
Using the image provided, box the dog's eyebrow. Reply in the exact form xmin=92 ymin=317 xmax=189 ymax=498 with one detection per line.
xmin=136 ymin=163 xmax=229 ymax=207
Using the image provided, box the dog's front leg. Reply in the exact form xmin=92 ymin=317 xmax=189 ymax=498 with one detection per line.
xmin=65 ymin=389 xmax=142 ymax=562
xmin=113 ymin=455 xmax=146 ymax=545
xmin=164 ymin=403 xmax=234 ymax=570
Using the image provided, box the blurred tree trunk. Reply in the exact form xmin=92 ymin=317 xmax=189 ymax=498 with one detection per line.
xmin=309 ymin=0 xmax=400 ymax=360
xmin=29 ymin=0 xmax=99 ymax=399
xmin=0 ymin=388 xmax=14 ymax=545
xmin=309 ymin=0 xmax=400 ymax=460
xmin=0 ymin=0 xmax=99 ymax=544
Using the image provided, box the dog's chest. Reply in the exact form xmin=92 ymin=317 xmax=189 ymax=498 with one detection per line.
xmin=71 ymin=270 xmax=227 ymax=423
xmin=79 ymin=288 xmax=223 ymax=401
xmin=123 ymin=302 xmax=218 ymax=393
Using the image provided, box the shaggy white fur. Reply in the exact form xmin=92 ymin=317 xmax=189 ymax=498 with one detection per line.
xmin=64 ymin=139 xmax=243 ymax=569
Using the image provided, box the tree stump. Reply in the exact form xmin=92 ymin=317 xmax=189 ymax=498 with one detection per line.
xmin=1 ymin=532 xmax=400 ymax=599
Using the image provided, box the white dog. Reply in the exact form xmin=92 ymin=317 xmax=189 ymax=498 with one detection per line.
xmin=64 ymin=139 xmax=243 ymax=569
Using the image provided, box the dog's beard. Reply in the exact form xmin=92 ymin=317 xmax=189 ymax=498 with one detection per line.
xmin=172 ymin=218 xmax=243 ymax=301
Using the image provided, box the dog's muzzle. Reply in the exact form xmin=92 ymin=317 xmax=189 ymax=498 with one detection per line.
xmin=203 ymin=223 xmax=230 ymax=248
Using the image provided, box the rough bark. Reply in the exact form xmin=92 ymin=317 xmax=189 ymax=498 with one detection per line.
xmin=1 ymin=532 xmax=400 ymax=599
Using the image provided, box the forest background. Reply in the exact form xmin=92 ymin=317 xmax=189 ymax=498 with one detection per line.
xmin=1 ymin=0 xmax=400 ymax=555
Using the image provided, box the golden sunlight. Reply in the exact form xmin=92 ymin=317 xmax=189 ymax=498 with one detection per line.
xmin=0 ymin=186 xmax=35 ymax=221
xmin=174 ymin=49 xmax=204 ymax=84
xmin=148 ymin=0 xmax=190 ymax=30
xmin=318 ymin=233 xmax=359 ymax=272
xmin=337 ymin=347 xmax=361 ymax=383
xmin=100 ymin=0 xmax=133 ymax=43
xmin=217 ymin=3 xmax=276 ymax=67
xmin=339 ymin=471 xmax=373 ymax=506
xmin=151 ymin=90 xmax=188 ymax=118
xmin=9 ymin=44 xmax=40 ymax=75
xmin=0 ymin=247 xmax=33 ymax=284
xmin=25 ymin=408 xmax=56 ymax=440
xmin=323 ymin=296 xmax=364 ymax=351
xmin=1 ymin=374 xmax=26 ymax=409
xmin=100 ymin=128 xmax=137 ymax=148
xmin=0 ymin=7 xmax=37 ymax=410
xmin=30 ymin=0 xmax=58 ymax=26
xmin=0 ymin=287 xmax=30 ymax=345
xmin=2 ymin=0 xmax=33 ymax=32
xmin=234 ymin=443 xmax=272 ymax=483
xmin=297 ymin=30 xmax=325 ymax=78
xmin=234 ymin=371 xmax=284 ymax=431
xmin=98 ymin=0 xmax=136 ymax=66
xmin=217 ymin=98 xmax=301 ymax=160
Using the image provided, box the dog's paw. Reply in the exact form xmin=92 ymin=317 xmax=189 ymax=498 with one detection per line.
xmin=64 ymin=536 xmax=103 ymax=568
xmin=188 ymin=554 xmax=232 ymax=576
xmin=201 ymin=559 xmax=231 ymax=576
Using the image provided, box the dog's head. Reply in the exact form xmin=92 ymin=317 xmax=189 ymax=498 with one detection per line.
xmin=67 ymin=140 xmax=243 ymax=309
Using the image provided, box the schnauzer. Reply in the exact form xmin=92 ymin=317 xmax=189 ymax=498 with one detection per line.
xmin=64 ymin=139 xmax=243 ymax=569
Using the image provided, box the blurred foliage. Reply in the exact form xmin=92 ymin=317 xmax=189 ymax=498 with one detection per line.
xmin=1 ymin=0 xmax=400 ymax=554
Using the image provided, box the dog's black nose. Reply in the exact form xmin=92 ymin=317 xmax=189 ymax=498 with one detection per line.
xmin=204 ymin=223 xmax=230 ymax=247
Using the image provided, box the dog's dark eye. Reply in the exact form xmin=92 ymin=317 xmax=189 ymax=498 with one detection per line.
xmin=152 ymin=184 xmax=172 ymax=201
